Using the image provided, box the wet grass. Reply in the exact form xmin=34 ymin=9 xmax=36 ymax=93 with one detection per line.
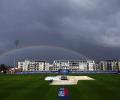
xmin=0 ymin=74 xmax=120 ymax=100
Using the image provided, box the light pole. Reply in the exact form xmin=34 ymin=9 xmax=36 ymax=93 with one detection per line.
xmin=14 ymin=40 xmax=20 ymax=67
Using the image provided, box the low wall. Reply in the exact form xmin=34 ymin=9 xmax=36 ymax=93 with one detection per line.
xmin=16 ymin=71 xmax=119 ymax=74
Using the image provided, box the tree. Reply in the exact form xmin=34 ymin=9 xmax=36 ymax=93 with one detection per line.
xmin=0 ymin=64 xmax=8 ymax=74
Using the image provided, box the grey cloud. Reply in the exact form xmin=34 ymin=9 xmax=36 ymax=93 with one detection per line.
xmin=0 ymin=0 xmax=120 ymax=61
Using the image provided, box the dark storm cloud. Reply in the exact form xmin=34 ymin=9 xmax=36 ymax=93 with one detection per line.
xmin=0 ymin=0 xmax=120 ymax=60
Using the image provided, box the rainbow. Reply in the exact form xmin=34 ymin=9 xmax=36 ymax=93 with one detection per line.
xmin=0 ymin=45 xmax=89 ymax=60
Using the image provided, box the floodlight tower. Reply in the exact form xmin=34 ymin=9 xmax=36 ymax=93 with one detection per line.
xmin=14 ymin=40 xmax=20 ymax=67
xmin=15 ymin=40 xmax=20 ymax=48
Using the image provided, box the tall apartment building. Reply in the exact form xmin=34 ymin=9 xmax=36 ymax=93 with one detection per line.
xmin=99 ymin=60 xmax=120 ymax=71
xmin=18 ymin=60 xmax=49 ymax=71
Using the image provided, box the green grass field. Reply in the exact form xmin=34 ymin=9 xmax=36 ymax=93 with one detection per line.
xmin=0 ymin=74 xmax=120 ymax=100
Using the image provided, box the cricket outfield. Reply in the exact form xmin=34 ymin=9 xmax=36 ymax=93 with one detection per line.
xmin=0 ymin=74 xmax=120 ymax=100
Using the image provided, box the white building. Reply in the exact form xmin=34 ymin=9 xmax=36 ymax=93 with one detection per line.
xmin=52 ymin=60 xmax=95 ymax=71
xmin=18 ymin=60 xmax=49 ymax=71
xmin=87 ymin=60 xmax=96 ymax=71
xmin=98 ymin=60 xmax=120 ymax=71
xmin=17 ymin=60 xmax=96 ymax=72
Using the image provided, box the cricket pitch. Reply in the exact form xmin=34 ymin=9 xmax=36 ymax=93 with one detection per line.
xmin=45 ymin=76 xmax=95 ymax=85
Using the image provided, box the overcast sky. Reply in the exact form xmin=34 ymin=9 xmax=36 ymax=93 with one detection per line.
xmin=0 ymin=0 xmax=120 ymax=63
